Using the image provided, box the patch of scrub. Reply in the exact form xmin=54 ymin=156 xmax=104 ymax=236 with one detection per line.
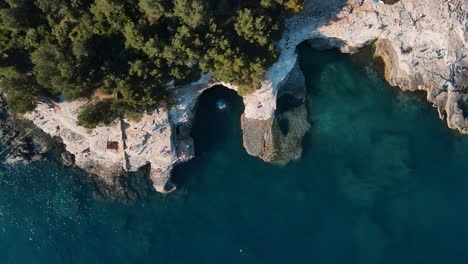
xmin=383 ymin=0 xmax=400 ymax=5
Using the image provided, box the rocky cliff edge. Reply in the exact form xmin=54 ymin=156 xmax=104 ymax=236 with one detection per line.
xmin=22 ymin=0 xmax=467 ymax=198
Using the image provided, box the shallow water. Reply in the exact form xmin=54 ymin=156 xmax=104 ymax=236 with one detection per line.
xmin=1 ymin=48 xmax=468 ymax=263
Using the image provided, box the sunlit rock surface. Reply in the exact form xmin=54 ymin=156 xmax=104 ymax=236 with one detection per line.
xmin=23 ymin=0 xmax=467 ymax=197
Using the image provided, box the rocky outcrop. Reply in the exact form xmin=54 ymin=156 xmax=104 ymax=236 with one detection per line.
xmin=16 ymin=0 xmax=467 ymax=199
xmin=23 ymin=83 xmax=204 ymax=198
xmin=283 ymin=0 xmax=467 ymax=133
xmin=0 ymin=94 xmax=60 ymax=164
xmin=0 ymin=120 xmax=58 ymax=165
xmin=241 ymin=104 xmax=310 ymax=165
xmin=22 ymin=76 xmax=245 ymax=199
xmin=243 ymin=0 xmax=467 ymax=161
xmin=370 ymin=0 xmax=467 ymax=133
xmin=61 ymin=151 xmax=75 ymax=166
xmin=241 ymin=61 xmax=310 ymax=164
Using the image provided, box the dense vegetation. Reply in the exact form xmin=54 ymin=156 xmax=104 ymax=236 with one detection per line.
xmin=0 ymin=0 xmax=303 ymax=126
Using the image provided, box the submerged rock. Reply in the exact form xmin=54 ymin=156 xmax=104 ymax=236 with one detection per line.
xmin=61 ymin=151 xmax=75 ymax=167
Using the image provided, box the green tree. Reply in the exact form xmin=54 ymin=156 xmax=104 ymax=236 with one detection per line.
xmin=234 ymin=9 xmax=277 ymax=46
xmin=138 ymin=0 xmax=167 ymax=22
xmin=173 ymin=0 xmax=207 ymax=29
xmin=0 ymin=66 xmax=38 ymax=113
xmin=90 ymin=0 xmax=129 ymax=31
xmin=123 ymin=22 xmax=145 ymax=50
xmin=30 ymin=43 xmax=65 ymax=94
xmin=261 ymin=0 xmax=304 ymax=14
xmin=77 ymin=100 xmax=118 ymax=129
xmin=284 ymin=0 xmax=304 ymax=13
xmin=0 ymin=0 xmax=299 ymax=123
xmin=0 ymin=8 xmax=26 ymax=31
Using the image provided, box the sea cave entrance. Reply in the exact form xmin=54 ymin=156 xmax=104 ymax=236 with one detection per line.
xmin=171 ymin=85 xmax=245 ymax=186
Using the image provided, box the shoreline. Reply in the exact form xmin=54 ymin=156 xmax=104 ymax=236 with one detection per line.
xmin=2 ymin=0 xmax=466 ymax=200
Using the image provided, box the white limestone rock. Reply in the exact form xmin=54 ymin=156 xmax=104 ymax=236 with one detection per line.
xmin=23 ymin=0 xmax=467 ymax=197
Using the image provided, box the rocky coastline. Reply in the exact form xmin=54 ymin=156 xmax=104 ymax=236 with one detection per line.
xmin=1 ymin=0 xmax=466 ymax=200
xmin=0 ymin=94 xmax=62 ymax=165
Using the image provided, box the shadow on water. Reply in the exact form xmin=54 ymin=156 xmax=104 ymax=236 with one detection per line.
xmin=172 ymin=86 xmax=244 ymax=186
xmin=191 ymin=86 xmax=244 ymax=154
xmin=297 ymin=40 xmax=351 ymax=94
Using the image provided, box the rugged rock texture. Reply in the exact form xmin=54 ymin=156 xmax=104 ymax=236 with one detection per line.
xmin=370 ymin=1 xmax=467 ymax=133
xmin=279 ymin=0 xmax=467 ymax=133
xmin=241 ymin=61 xmax=310 ymax=164
xmin=61 ymin=151 xmax=75 ymax=166
xmin=241 ymin=116 xmax=276 ymax=161
xmin=242 ymin=0 xmax=467 ymax=163
xmin=24 ymin=80 xmax=208 ymax=198
xmin=0 ymin=94 xmax=61 ymax=165
xmin=22 ymin=76 xmax=254 ymax=198
xmin=17 ymin=0 xmax=467 ymax=198
xmin=241 ymin=104 xmax=310 ymax=165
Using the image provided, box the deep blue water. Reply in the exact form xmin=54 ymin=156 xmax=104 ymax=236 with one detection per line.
xmin=1 ymin=48 xmax=468 ymax=263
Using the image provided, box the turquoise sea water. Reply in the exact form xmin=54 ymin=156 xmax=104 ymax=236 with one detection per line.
xmin=1 ymin=47 xmax=468 ymax=263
